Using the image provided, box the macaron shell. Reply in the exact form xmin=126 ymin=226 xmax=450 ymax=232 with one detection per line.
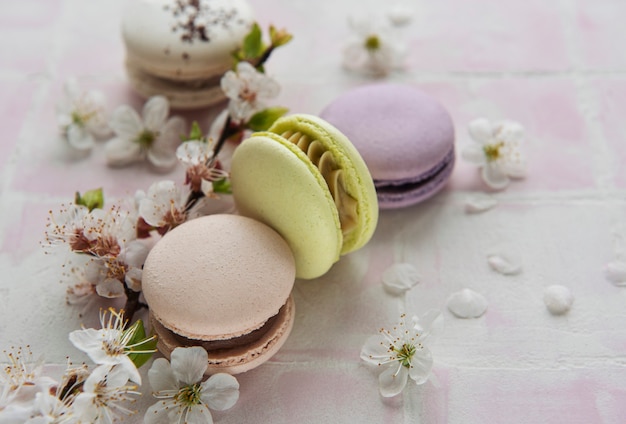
xmin=122 ymin=0 xmax=254 ymax=80
xmin=230 ymin=132 xmax=343 ymax=280
xmin=320 ymin=83 xmax=455 ymax=184
xmin=151 ymin=295 xmax=295 ymax=375
xmin=376 ymin=148 xmax=455 ymax=208
xmin=267 ymin=114 xmax=379 ymax=255
xmin=125 ymin=62 xmax=226 ymax=109
xmin=142 ymin=214 xmax=295 ymax=340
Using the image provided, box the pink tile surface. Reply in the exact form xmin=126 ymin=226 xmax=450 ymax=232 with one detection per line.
xmin=1 ymin=0 xmax=626 ymax=423
xmin=409 ymin=0 xmax=571 ymax=72
xmin=590 ymin=78 xmax=626 ymax=188
xmin=574 ymin=0 xmax=626 ymax=70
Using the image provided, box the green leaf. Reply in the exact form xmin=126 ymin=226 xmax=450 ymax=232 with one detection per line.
xmin=212 ymin=178 xmax=232 ymax=194
xmin=242 ymin=22 xmax=263 ymax=59
xmin=189 ymin=121 xmax=203 ymax=141
xmin=124 ymin=319 xmax=158 ymax=369
xmin=75 ymin=188 xmax=104 ymax=211
xmin=247 ymin=107 xmax=289 ymax=131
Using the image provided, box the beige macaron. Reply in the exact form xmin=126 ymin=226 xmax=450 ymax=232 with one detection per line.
xmin=142 ymin=214 xmax=296 ymax=374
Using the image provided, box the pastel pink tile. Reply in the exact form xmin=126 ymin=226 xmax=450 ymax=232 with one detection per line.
xmin=589 ymin=78 xmax=626 ymax=188
xmin=56 ymin=2 xmax=126 ymax=77
xmin=0 ymin=79 xmax=38 ymax=170
xmin=274 ymin=368 xmax=404 ymax=423
xmin=574 ymin=0 xmax=626 ymax=70
xmin=0 ymin=0 xmax=63 ymax=28
xmin=408 ymin=0 xmax=570 ymax=72
xmin=449 ymin=369 xmax=626 ymax=423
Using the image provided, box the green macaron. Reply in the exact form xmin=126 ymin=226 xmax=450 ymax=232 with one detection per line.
xmin=230 ymin=114 xmax=379 ymax=279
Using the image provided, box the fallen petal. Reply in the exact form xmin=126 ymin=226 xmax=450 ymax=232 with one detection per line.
xmin=543 ymin=285 xmax=574 ymax=315
xmin=382 ymin=263 xmax=420 ymax=295
xmin=446 ymin=289 xmax=488 ymax=319
xmin=605 ymin=260 xmax=626 ymax=286
xmin=464 ymin=194 xmax=498 ymax=214
xmin=488 ymin=253 xmax=522 ymax=275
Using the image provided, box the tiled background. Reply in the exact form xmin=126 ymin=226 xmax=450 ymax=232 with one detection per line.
xmin=1 ymin=0 xmax=626 ymax=423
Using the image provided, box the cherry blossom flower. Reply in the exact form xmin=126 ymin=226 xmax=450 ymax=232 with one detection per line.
xmin=24 ymin=391 xmax=75 ymax=424
xmin=138 ymin=180 xmax=190 ymax=233
xmin=361 ymin=311 xmax=441 ymax=397
xmin=145 ymin=347 xmax=239 ymax=424
xmin=462 ymin=118 xmax=527 ymax=190
xmin=56 ymin=78 xmax=110 ymax=151
xmin=69 ymin=308 xmax=150 ymax=385
xmin=71 ymin=365 xmax=140 ymax=423
xmin=0 ymin=347 xmax=55 ymax=422
xmin=45 ymin=204 xmax=137 ymax=260
xmin=343 ymin=16 xmax=407 ymax=76
xmin=105 ymin=96 xmax=186 ymax=171
xmin=176 ymin=141 xmax=229 ymax=196
xmin=43 ymin=204 xmax=90 ymax=252
xmin=220 ymin=62 xmax=280 ymax=124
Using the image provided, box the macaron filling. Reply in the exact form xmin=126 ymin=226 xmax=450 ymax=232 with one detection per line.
xmin=280 ymin=130 xmax=358 ymax=238
xmin=150 ymin=295 xmax=295 ymax=372
xmin=374 ymin=147 xmax=455 ymax=198
xmin=126 ymin=60 xmax=226 ymax=88
xmin=170 ymin=306 xmax=283 ymax=351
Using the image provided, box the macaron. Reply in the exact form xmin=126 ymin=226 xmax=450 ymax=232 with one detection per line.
xmin=230 ymin=114 xmax=379 ymax=280
xmin=320 ymin=83 xmax=455 ymax=209
xmin=121 ymin=0 xmax=254 ymax=109
xmin=142 ymin=214 xmax=296 ymax=375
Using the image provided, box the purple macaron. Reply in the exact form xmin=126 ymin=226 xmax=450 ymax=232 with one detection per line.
xmin=320 ymin=83 xmax=455 ymax=209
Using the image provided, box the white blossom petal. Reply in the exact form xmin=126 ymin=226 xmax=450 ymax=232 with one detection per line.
xmin=124 ymin=268 xmax=142 ymax=292
xmin=382 ymin=263 xmax=419 ymax=295
xmin=487 ymin=252 xmax=522 ymax=275
xmin=69 ymin=392 xmax=98 ymax=423
xmin=105 ymin=136 xmax=143 ymax=167
xmin=446 ymin=289 xmax=488 ymax=319
xmin=201 ymin=373 xmax=239 ymax=411
xmin=379 ymin=364 xmax=408 ymax=397
xmin=543 ymin=285 xmax=574 ymax=315
xmin=408 ymin=348 xmax=433 ymax=384
xmin=468 ymin=118 xmax=493 ymax=144
xmin=96 ymin=278 xmax=126 ymax=298
xmin=496 ymin=120 xmax=524 ymax=143
xmin=464 ymin=193 xmax=498 ymax=213
xmin=359 ymin=334 xmax=389 ymax=365
xmin=143 ymin=96 xmax=170 ymax=132
xmin=461 ymin=144 xmax=487 ymax=166
xmin=69 ymin=328 xmax=106 ymax=358
xmin=148 ymin=358 xmax=179 ymax=393
xmin=387 ymin=5 xmax=414 ymax=26
xmin=170 ymin=347 xmax=208 ymax=386
xmin=110 ymin=105 xmax=143 ymax=140
xmin=67 ymin=124 xmax=95 ymax=150
xmin=176 ymin=141 xmax=205 ymax=165
xmin=106 ymin=363 xmax=136 ymax=387
xmin=122 ymin=240 xmax=150 ymax=268
xmin=144 ymin=399 xmax=178 ymax=424
xmin=481 ymin=163 xmax=510 ymax=190
xmin=185 ymin=404 xmax=214 ymax=424
xmin=605 ymin=260 xmax=626 ymax=286
xmin=220 ymin=70 xmax=242 ymax=99
xmin=413 ymin=310 xmax=444 ymax=341
xmin=147 ymin=116 xmax=186 ymax=171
